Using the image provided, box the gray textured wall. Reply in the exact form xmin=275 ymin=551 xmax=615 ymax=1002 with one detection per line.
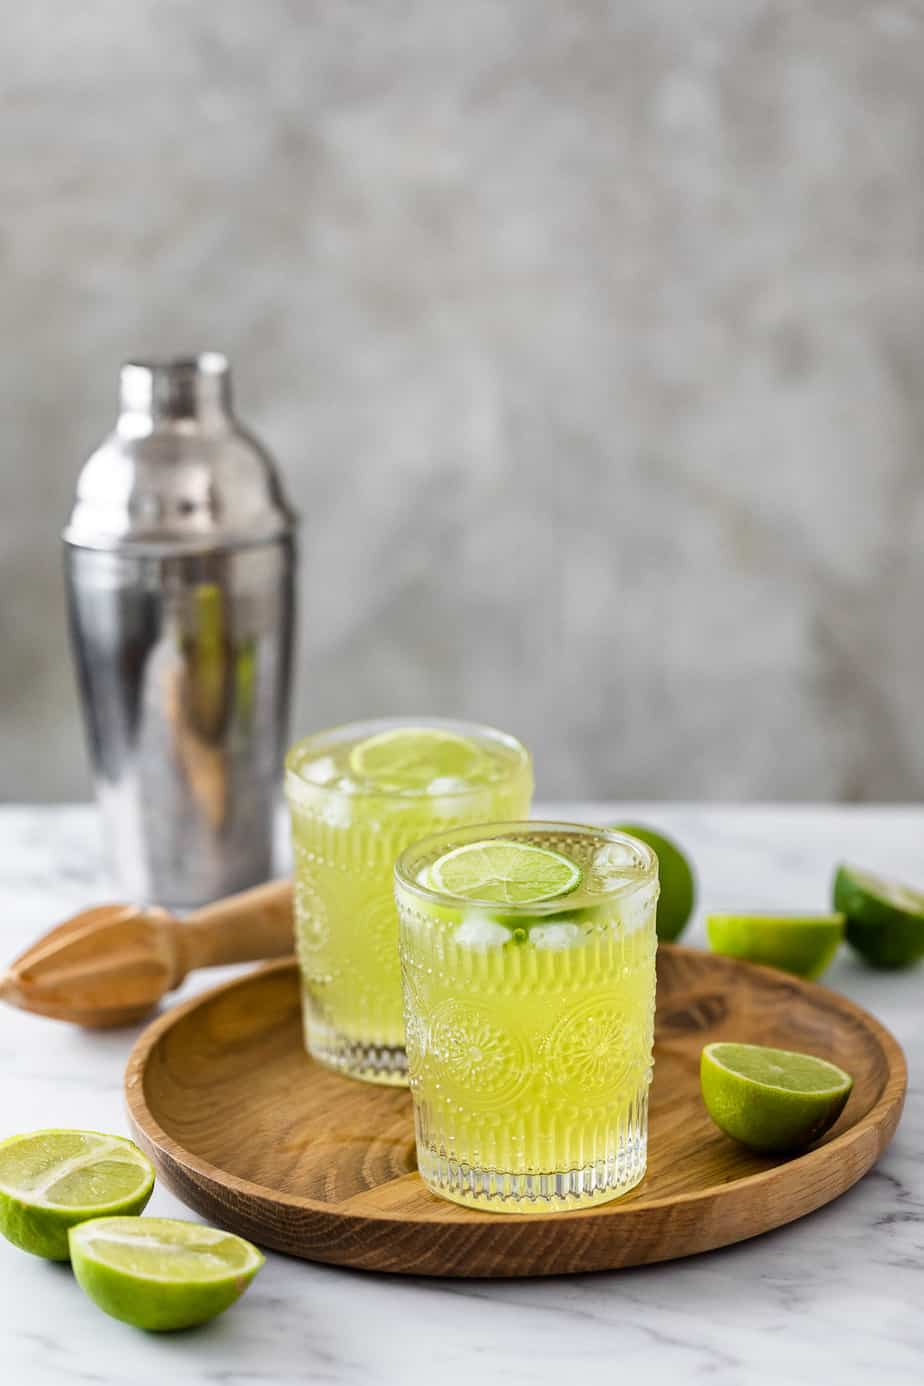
xmin=2 ymin=1 xmax=923 ymax=803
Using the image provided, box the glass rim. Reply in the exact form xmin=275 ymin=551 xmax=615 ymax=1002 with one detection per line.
xmin=394 ymin=820 xmax=659 ymax=915
xmin=284 ymin=715 xmax=531 ymax=801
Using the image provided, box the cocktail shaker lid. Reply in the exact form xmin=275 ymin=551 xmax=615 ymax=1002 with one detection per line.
xmin=63 ymin=353 xmax=297 ymax=553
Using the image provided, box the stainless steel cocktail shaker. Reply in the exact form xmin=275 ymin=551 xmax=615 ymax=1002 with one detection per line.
xmin=63 ymin=354 xmax=297 ymax=907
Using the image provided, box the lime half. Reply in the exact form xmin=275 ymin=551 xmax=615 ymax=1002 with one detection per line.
xmin=69 ymin=1217 xmax=265 ymax=1332
xmin=612 ymin=824 xmax=695 ymax=940
xmin=0 ymin=1130 xmax=154 ymax=1261
xmin=349 ymin=727 xmax=491 ymax=792
xmin=701 ymin=1042 xmax=853 ymax=1155
xmin=430 ymin=840 xmax=582 ymax=905
xmin=833 ymin=864 xmax=924 ymax=969
xmin=706 ymin=913 xmax=844 ymax=979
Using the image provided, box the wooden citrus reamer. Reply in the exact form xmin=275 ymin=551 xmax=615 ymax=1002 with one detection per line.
xmin=0 ymin=879 xmax=294 ymax=1027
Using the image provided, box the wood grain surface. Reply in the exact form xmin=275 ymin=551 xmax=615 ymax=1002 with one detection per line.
xmin=124 ymin=946 xmax=906 ymax=1277
xmin=1 ymin=879 xmax=294 ymax=1027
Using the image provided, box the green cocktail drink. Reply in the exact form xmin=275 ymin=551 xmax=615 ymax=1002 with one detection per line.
xmin=394 ymin=823 xmax=659 ymax=1212
xmin=285 ymin=720 xmax=532 ymax=1084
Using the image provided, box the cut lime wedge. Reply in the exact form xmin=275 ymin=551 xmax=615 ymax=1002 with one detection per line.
xmin=430 ymin=839 xmax=582 ymax=905
xmin=706 ymin=913 xmax=844 ymax=979
xmin=69 ymin=1216 xmax=265 ymax=1332
xmin=0 ymin=1130 xmax=154 ymax=1260
xmin=348 ymin=727 xmax=491 ymax=792
xmin=833 ymin=864 xmax=924 ymax=969
xmin=700 ymin=1042 xmax=853 ymax=1154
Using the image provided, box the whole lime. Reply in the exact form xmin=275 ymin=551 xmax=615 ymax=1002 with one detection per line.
xmin=612 ymin=824 xmax=696 ymax=941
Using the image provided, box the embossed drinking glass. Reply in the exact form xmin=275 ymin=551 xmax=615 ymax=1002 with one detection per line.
xmin=285 ymin=719 xmax=532 ymax=1085
xmin=395 ymin=822 xmax=659 ymax=1212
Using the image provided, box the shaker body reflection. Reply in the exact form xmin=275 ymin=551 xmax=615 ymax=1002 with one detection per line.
xmin=64 ymin=354 xmax=296 ymax=907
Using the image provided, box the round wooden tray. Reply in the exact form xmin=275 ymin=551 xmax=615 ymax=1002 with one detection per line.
xmin=125 ymin=946 xmax=906 ymax=1277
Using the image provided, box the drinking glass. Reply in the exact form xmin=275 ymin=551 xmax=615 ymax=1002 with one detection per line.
xmin=395 ymin=821 xmax=658 ymax=1211
xmin=285 ymin=719 xmax=532 ymax=1084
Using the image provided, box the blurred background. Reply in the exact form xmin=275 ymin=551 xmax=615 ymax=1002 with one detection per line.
xmin=2 ymin=0 xmax=923 ymax=804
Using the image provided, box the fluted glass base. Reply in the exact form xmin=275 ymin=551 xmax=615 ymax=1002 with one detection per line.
xmin=303 ymin=1010 xmax=408 ymax=1086
xmin=415 ymin=1091 xmax=649 ymax=1214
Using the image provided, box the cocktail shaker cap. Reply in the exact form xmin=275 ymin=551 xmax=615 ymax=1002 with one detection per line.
xmin=63 ymin=353 xmax=297 ymax=553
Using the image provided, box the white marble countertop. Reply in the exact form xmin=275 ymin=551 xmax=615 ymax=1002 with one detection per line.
xmin=1 ymin=803 xmax=922 ymax=1385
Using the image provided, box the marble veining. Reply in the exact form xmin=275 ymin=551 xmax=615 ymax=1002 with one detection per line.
xmin=1 ymin=804 xmax=922 ymax=1384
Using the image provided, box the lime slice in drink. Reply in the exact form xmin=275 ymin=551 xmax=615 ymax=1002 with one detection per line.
xmin=69 ymin=1217 xmax=265 ymax=1332
xmin=833 ymin=864 xmax=924 ymax=969
xmin=0 ymin=1130 xmax=155 ymax=1261
xmin=706 ymin=913 xmax=844 ymax=979
xmin=612 ymin=824 xmax=695 ymax=940
xmin=349 ymin=727 xmax=491 ymax=792
xmin=430 ymin=840 xmax=582 ymax=905
xmin=700 ymin=1042 xmax=853 ymax=1155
